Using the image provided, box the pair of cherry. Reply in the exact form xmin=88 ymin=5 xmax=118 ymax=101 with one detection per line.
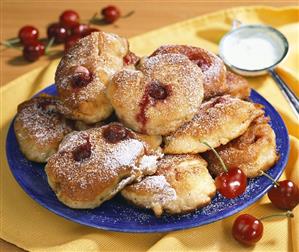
xmin=203 ymin=142 xmax=299 ymax=246
xmin=46 ymin=10 xmax=100 ymax=52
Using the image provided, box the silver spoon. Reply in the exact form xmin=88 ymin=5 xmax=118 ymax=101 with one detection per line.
xmin=219 ymin=21 xmax=299 ymax=120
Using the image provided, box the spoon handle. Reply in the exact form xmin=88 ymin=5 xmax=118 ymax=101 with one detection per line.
xmin=268 ymin=68 xmax=299 ymax=120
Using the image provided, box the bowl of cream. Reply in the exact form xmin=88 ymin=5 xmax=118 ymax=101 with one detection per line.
xmin=219 ymin=25 xmax=289 ymax=76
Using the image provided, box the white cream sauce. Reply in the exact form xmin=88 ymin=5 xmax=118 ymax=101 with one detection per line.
xmin=221 ymin=33 xmax=281 ymax=70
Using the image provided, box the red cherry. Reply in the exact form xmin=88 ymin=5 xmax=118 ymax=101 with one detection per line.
xmin=232 ymin=214 xmax=263 ymax=246
xmin=64 ymin=35 xmax=81 ymax=52
xmin=101 ymin=5 xmax=121 ymax=23
xmin=59 ymin=10 xmax=80 ymax=29
xmin=47 ymin=23 xmax=68 ymax=43
xmin=18 ymin=26 xmax=39 ymax=44
xmin=268 ymin=180 xmax=299 ymax=210
xmin=82 ymin=27 xmax=100 ymax=37
xmin=72 ymin=23 xmax=90 ymax=37
xmin=23 ymin=41 xmax=45 ymax=62
xmin=215 ymin=168 xmax=247 ymax=199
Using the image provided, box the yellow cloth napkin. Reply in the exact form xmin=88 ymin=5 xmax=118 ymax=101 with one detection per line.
xmin=1 ymin=5 xmax=299 ymax=252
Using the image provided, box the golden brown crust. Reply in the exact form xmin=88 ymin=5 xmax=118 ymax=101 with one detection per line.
xmin=203 ymin=116 xmax=279 ymax=178
xmin=225 ymin=71 xmax=250 ymax=99
xmin=45 ymin=123 xmax=162 ymax=209
xmin=163 ymin=95 xmax=265 ymax=154
xmin=122 ymin=154 xmax=216 ymax=217
xmin=55 ymin=32 xmax=129 ymax=123
xmin=107 ymin=53 xmax=204 ymax=135
xmin=14 ymin=94 xmax=73 ymax=162
xmin=151 ymin=45 xmax=227 ymax=100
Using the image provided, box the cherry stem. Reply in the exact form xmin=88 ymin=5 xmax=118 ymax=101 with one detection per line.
xmin=201 ymin=141 xmax=228 ymax=173
xmin=45 ymin=37 xmax=55 ymax=55
xmin=0 ymin=40 xmax=22 ymax=50
xmin=121 ymin=10 xmax=135 ymax=18
xmin=259 ymin=210 xmax=294 ymax=221
xmin=7 ymin=37 xmax=21 ymax=44
xmin=87 ymin=12 xmax=98 ymax=24
xmin=259 ymin=171 xmax=280 ymax=187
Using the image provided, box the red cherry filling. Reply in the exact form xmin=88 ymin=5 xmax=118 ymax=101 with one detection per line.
xmin=71 ymin=66 xmax=92 ymax=88
xmin=102 ymin=124 xmax=130 ymax=144
xmin=72 ymin=137 xmax=91 ymax=162
xmin=232 ymin=214 xmax=263 ymax=246
xmin=123 ymin=51 xmax=140 ymax=65
xmin=148 ymin=81 xmax=169 ymax=100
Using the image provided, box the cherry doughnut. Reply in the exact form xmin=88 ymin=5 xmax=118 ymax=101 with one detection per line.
xmin=107 ymin=53 xmax=204 ymax=135
xmin=151 ymin=45 xmax=227 ymax=100
xmin=55 ymin=31 xmax=135 ymax=124
xmin=14 ymin=94 xmax=73 ymax=162
xmin=45 ymin=123 xmax=162 ymax=209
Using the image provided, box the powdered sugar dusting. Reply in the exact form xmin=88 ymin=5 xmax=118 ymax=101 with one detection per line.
xmin=46 ymin=124 xmax=160 ymax=202
xmin=134 ymin=175 xmax=177 ymax=204
xmin=15 ymin=96 xmax=72 ymax=144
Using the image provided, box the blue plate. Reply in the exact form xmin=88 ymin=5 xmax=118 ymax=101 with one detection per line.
xmin=6 ymin=84 xmax=289 ymax=233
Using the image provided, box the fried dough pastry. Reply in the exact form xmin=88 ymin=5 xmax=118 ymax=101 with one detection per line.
xmin=55 ymin=31 xmax=131 ymax=123
xmin=151 ymin=45 xmax=227 ymax=100
xmin=164 ymin=95 xmax=264 ymax=154
xmin=122 ymin=154 xmax=216 ymax=217
xmin=107 ymin=53 xmax=204 ymax=135
xmin=14 ymin=94 xmax=73 ymax=162
xmin=203 ymin=116 xmax=279 ymax=178
xmin=226 ymin=71 xmax=250 ymax=99
xmin=45 ymin=123 xmax=161 ymax=209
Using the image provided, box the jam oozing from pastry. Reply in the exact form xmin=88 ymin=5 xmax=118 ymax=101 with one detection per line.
xmin=103 ymin=124 xmax=130 ymax=144
xmin=123 ymin=51 xmax=140 ymax=66
xmin=151 ymin=45 xmax=212 ymax=72
xmin=72 ymin=136 xmax=91 ymax=161
xmin=185 ymin=51 xmax=212 ymax=71
xmin=148 ymin=81 xmax=169 ymax=100
xmin=71 ymin=65 xmax=92 ymax=89
xmin=136 ymin=80 xmax=172 ymax=132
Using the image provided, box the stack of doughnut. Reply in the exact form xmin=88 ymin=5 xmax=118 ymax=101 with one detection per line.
xmin=14 ymin=31 xmax=279 ymax=217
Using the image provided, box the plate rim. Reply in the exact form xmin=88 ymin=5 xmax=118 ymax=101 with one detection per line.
xmin=6 ymin=85 xmax=290 ymax=233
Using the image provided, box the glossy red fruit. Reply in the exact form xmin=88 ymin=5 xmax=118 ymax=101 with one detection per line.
xmin=47 ymin=23 xmax=68 ymax=43
xmin=18 ymin=26 xmax=39 ymax=44
xmin=232 ymin=214 xmax=263 ymax=246
xmin=64 ymin=35 xmax=81 ymax=52
xmin=101 ymin=5 xmax=121 ymax=23
xmin=72 ymin=23 xmax=90 ymax=36
xmin=23 ymin=41 xmax=45 ymax=62
xmin=59 ymin=10 xmax=80 ymax=29
xmin=82 ymin=27 xmax=100 ymax=37
xmin=215 ymin=168 xmax=247 ymax=199
xmin=268 ymin=180 xmax=299 ymax=210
